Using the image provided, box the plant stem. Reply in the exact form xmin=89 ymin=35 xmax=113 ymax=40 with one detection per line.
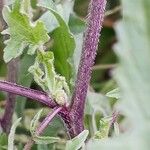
xmin=70 ymin=0 xmax=106 ymax=137
xmin=1 ymin=59 xmax=18 ymax=133
xmin=36 ymin=107 xmax=62 ymax=135
xmin=24 ymin=107 xmax=62 ymax=150
xmin=0 ymin=80 xmax=57 ymax=108
xmin=0 ymin=80 xmax=73 ymax=137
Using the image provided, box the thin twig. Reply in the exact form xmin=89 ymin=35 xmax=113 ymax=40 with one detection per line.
xmin=1 ymin=59 xmax=18 ymax=133
xmin=36 ymin=107 xmax=62 ymax=135
xmin=105 ymin=6 xmax=121 ymax=17
xmin=93 ymin=64 xmax=117 ymax=70
xmin=24 ymin=107 xmax=62 ymax=150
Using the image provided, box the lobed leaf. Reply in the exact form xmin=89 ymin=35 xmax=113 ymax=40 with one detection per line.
xmin=29 ymin=51 xmax=70 ymax=106
xmin=2 ymin=0 xmax=49 ymax=62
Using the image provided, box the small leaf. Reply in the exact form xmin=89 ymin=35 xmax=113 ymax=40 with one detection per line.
xmin=69 ymin=14 xmax=86 ymax=34
xmin=30 ymin=109 xmax=43 ymax=136
xmin=30 ymin=110 xmax=61 ymax=145
xmin=29 ymin=51 xmax=70 ymax=106
xmin=33 ymin=135 xmax=60 ymax=145
xmin=39 ymin=11 xmax=59 ymax=33
xmin=38 ymin=0 xmax=73 ymax=23
xmin=85 ymin=91 xmax=111 ymax=116
xmin=94 ymin=117 xmax=111 ymax=139
xmin=8 ymin=118 xmax=22 ymax=150
xmin=106 ymin=88 xmax=120 ymax=99
xmin=2 ymin=0 xmax=49 ymax=62
xmin=65 ymin=130 xmax=89 ymax=150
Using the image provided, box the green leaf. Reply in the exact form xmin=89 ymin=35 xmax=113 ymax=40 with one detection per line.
xmin=69 ymin=14 xmax=86 ymax=34
xmin=16 ymin=54 xmax=35 ymax=117
xmin=2 ymin=0 xmax=49 ymax=62
xmin=39 ymin=11 xmax=59 ymax=33
xmin=30 ymin=109 xmax=43 ymax=135
xmin=29 ymin=51 xmax=70 ymax=106
xmin=21 ymin=0 xmax=33 ymax=18
xmin=85 ymin=91 xmax=111 ymax=116
xmin=106 ymin=88 xmax=120 ymax=99
xmin=37 ymin=144 xmax=49 ymax=150
xmin=0 ymin=133 xmax=8 ymax=149
xmin=65 ymin=130 xmax=89 ymax=150
xmin=38 ymin=0 xmax=75 ymax=89
xmin=38 ymin=0 xmax=56 ymax=10
xmin=73 ymin=33 xmax=83 ymax=74
xmin=30 ymin=109 xmax=61 ymax=145
xmin=38 ymin=0 xmax=73 ymax=23
xmin=94 ymin=117 xmax=112 ymax=139
xmin=33 ymin=135 xmax=60 ymax=145
xmin=8 ymin=118 xmax=22 ymax=150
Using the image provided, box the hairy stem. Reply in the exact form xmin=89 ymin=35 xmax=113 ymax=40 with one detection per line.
xmin=0 ymin=80 xmax=57 ymax=108
xmin=1 ymin=59 xmax=18 ymax=133
xmin=36 ymin=107 xmax=62 ymax=135
xmin=0 ymin=80 xmax=73 ymax=138
xmin=70 ymin=0 xmax=106 ymax=136
xmin=24 ymin=107 xmax=62 ymax=150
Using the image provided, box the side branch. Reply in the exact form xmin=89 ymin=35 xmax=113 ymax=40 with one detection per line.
xmin=0 ymin=80 xmax=57 ymax=108
xmin=70 ymin=0 xmax=106 ymax=136
xmin=0 ymin=80 xmax=74 ymax=139
xmin=24 ymin=107 xmax=62 ymax=150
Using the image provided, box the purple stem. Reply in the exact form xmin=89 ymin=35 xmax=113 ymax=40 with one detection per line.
xmin=1 ymin=59 xmax=18 ymax=133
xmin=110 ymin=111 xmax=119 ymax=126
xmin=36 ymin=107 xmax=62 ymax=135
xmin=24 ymin=107 xmax=62 ymax=150
xmin=0 ymin=80 xmax=72 ymax=138
xmin=0 ymin=80 xmax=57 ymax=108
xmin=70 ymin=0 xmax=106 ymax=136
